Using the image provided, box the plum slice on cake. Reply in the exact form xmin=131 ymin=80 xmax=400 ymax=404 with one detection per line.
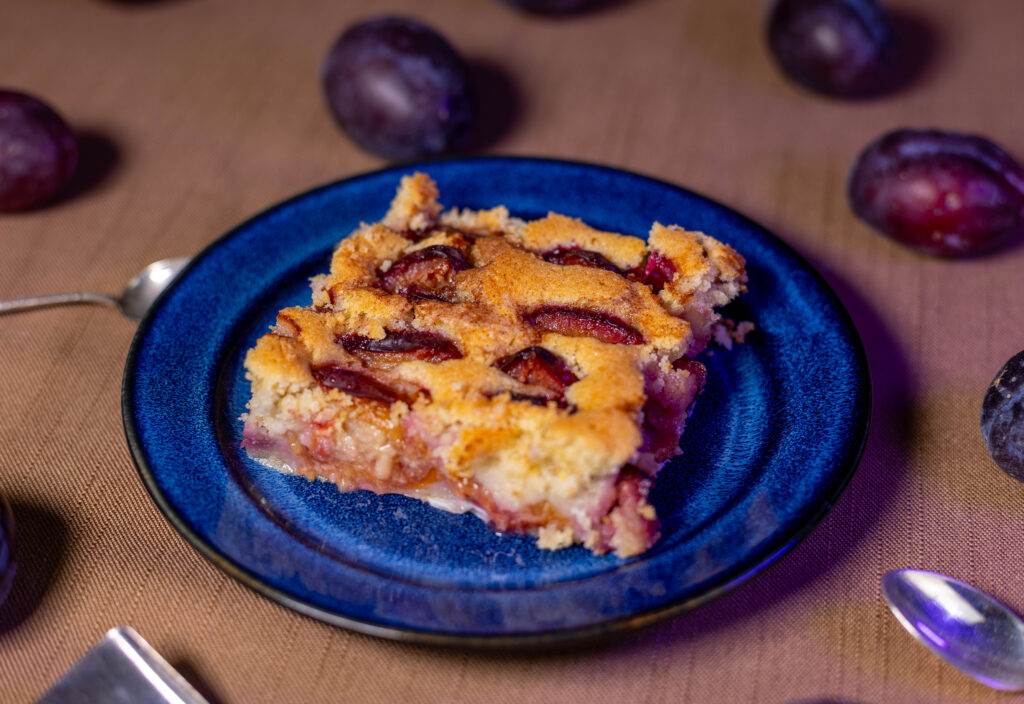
xmin=241 ymin=173 xmax=747 ymax=557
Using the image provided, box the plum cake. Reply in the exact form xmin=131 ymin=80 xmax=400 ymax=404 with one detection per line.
xmin=241 ymin=173 xmax=747 ymax=557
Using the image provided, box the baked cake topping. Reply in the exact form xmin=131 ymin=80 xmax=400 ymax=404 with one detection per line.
xmin=242 ymin=173 xmax=748 ymax=557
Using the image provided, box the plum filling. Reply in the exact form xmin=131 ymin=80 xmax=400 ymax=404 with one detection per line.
xmin=480 ymin=391 xmax=572 ymax=409
xmin=638 ymin=357 xmax=707 ymax=465
xmin=506 ymin=392 xmax=558 ymax=407
xmin=643 ymin=251 xmax=677 ymax=293
xmin=399 ymin=228 xmax=434 ymax=243
xmin=342 ymin=329 xmax=462 ymax=367
xmin=496 ymin=346 xmax=578 ymax=394
xmin=542 ymin=248 xmax=622 ymax=274
xmin=672 ymin=356 xmax=708 ymax=384
xmin=311 ymin=364 xmax=404 ymax=404
xmin=379 ymin=245 xmax=469 ymax=298
xmin=524 ymin=307 xmax=644 ymax=345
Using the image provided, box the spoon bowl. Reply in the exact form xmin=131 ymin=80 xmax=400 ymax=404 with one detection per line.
xmin=116 ymin=257 xmax=190 ymax=320
xmin=0 ymin=256 xmax=190 ymax=321
xmin=882 ymin=568 xmax=1024 ymax=691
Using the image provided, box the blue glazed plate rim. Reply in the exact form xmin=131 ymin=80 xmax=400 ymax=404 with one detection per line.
xmin=122 ymin=156 xmax=871 ymax=647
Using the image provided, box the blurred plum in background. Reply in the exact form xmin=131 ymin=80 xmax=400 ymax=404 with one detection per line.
xmin=321 ymin=17 xmax=475 ymax=161
xmin=0 ymin=90 xmax=78 ymax=211
xmin=767 ymin=0 xmax=893 ymax=98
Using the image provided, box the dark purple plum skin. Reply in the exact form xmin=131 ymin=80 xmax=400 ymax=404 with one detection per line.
xmin=0 ymin=90 xmax=78 ymax=211
xmin=981 ymin=350 xmax=1024 ymax=482
xmin=311 ymin=364 xmax=402 ymax=405
xmin=767 ymin=0 xmax=892 ymax=98
xmin=848 ymin=129 xmax=1024 ymax=256
xmin=342 ymin=329 xmax=463 ymax=362
xmin=321 ymin=17 xmax=474 ymax=160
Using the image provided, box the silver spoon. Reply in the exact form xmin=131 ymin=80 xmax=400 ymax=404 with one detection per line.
xmin=882 ymin=568 xmax=1024 ymax=691
xmin=0 ymin=256 xmax=189 ymax=321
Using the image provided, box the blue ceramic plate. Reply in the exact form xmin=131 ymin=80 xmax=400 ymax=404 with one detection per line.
xmin=123 ymin=157 xmax=870 ymax=646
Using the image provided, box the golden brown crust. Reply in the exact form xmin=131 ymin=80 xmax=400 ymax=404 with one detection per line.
xmin=382 ymin=172 xmax=442 ymax=232
xmin=440 ymin=205 xmax=517 ymax=235
xmin=513 ymin=213 xmax=647 ymax=270
xmin=648 ymin=223 xmax=747 ymax=314
xmin=456 ymin=236 xmax=691 ymax=355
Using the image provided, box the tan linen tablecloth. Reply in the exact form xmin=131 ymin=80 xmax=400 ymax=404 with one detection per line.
xmin=3 ymin=0 xmax=1024 ymax=701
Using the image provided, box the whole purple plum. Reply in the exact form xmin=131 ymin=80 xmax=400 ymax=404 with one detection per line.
xmin=981 ymin=350 xmax=1024 ymax=482
xmin=848 ymin=129 xmax=1024 ymax=256
xmin=768 ymin=0 xmax=893 ymax=97
xmin=321 ymin=17 xmax=474 ymax=160
xmin=0 ymin=90 xmax=78 ymax=211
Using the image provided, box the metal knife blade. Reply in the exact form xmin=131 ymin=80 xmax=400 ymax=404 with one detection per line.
xmin=37 ymin=626 xmax=210 ymax=704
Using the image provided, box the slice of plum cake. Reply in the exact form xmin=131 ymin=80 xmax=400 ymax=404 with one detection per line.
xmin=241 ymin=173 xmax=747 ymax=557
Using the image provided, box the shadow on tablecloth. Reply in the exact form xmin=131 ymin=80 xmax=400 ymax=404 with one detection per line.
xmin=0 ymin=500 xmax=69 ymax=635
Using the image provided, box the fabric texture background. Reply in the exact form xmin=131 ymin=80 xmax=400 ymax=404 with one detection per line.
xmin=2 ymin=0 xmax=1023 ymax=701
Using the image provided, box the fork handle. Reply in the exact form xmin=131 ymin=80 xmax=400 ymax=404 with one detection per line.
xmin=0 ymin=292 xmax=120 ymax=316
